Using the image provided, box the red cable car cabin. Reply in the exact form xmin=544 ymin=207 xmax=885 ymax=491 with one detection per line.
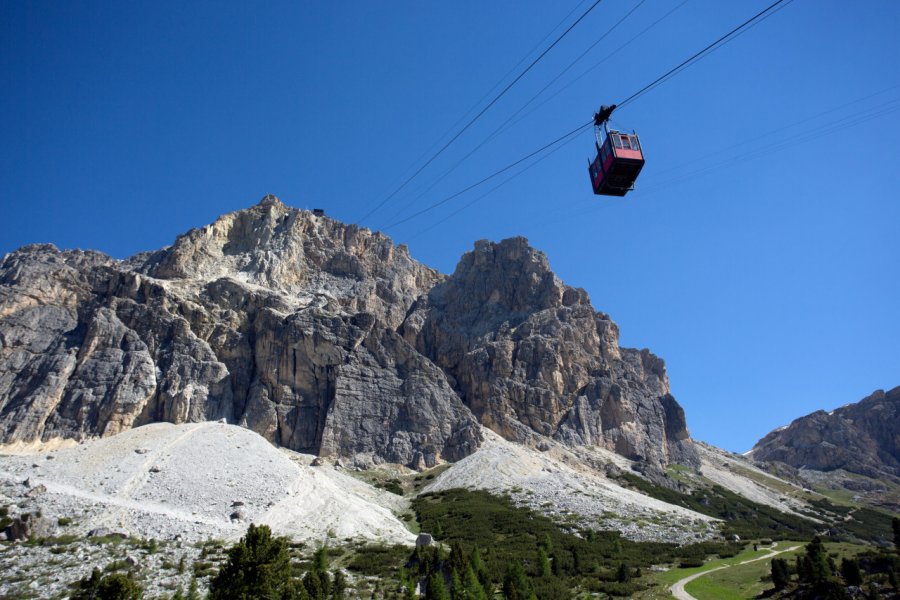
xmin=588 ymin=122 xmax=645 ymax=196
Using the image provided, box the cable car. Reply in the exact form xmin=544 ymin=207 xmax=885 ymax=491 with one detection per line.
xmin=588 ymin=104 xmax=644 ymax=196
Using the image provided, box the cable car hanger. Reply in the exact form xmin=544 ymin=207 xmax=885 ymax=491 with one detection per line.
xmin=588 ymin=104 xmax=645 ymax=197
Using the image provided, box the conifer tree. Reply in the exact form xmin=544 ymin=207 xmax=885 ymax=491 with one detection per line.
xmin=463 ymin=566 xmax=489 ymax=600
xmin=841 ymin=558 xmax=862 ymax=587
xmin=303 ymin=570 xmax=324 ymax=600
xmin=185 ymin=577 xmax=199 ymax=600
xmin=470 ymin=547 xmax=491 ymax=595
xmin=538 ymin=548 xmax=551 ymax=578
xmin=502 ymin=562 xmax=535 ymax=600
xmin=770 ymin=558 xmax=790 ymax=590
xmin=893 ymin=517 xmax=900 ymax=553
xmin=426 ymin=573 xmax=450 ymax=600
xmin=450 ymin=570 xmax=464 ymax=600
xmin=331 ymin=570 xmax=346 ymax=600
xmin=209 ymin=524 xmax=294 ymax=600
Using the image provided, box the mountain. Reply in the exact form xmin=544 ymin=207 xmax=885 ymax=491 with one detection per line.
xmin=750 ymin=386 xmax=900 ymax=510
xmin=0 ymin=195 xmax=693 ymax=471
xmin=3 ymin=196 xmax=897 ymax=599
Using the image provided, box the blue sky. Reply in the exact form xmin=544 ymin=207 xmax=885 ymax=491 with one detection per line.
xmin=2 ymin=0 xmax=898 ymax=452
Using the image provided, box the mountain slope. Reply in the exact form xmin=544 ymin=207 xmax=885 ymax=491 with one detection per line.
xmin=750 ymin=386 xmax=900 ymax=511
xmin=0 ymin=195 xmax=692 ymax=470
xmin=751 ymin=387 xmax=899 ymax=479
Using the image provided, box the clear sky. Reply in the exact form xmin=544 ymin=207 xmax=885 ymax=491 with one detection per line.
xmin=2 ymin=1 xmax=898 ymax=452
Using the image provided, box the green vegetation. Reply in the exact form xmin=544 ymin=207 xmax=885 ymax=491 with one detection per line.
xmin=0 ymin=505 xmax=13 ymax=531
xmin=808 ymin=497 xmax=896 ymax=544
xmin=346 ymin=543 xmax=410 ymax=579
xmin=680 ymin=538 xmax=898 ymax=599
xmin=208 ymin=523 xmax=347 ymax=600
xmin=374 ymin=478 xmax=404 ymax=496
xmin=616 ymin=472 xmax=819 ymax=540
xmin=412 ymin=488 xmax=745 ymax=598
xmin=71 ymin=568 xmax=143 ymax=600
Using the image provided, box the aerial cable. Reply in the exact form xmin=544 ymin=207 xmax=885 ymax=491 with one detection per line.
xmin=355 ymin=0 xmax=607 ymax=225
xmin=639 ymin=98 xmax=900 ymax=192
xmin=376 ymin=0 xmax=647 ymax=229
xmin=499 ymin=0 xmax=692 ymax=134
xmin=539 ymin=92 xmax=900 ymax=227
xmin=649 ymin=82 xmax=900 ymax=181
xmin=374 ymin=0 xmax=592 ymax=204
xmin=617 ymin=0 xmax=792 ymax=109
xmin=406 ymin=128 xmax=584 ymax=242
xmin=382 ymin=0 xmax=796 ymax=232
xmin=381 ymin=122 xmax=591 ymax=230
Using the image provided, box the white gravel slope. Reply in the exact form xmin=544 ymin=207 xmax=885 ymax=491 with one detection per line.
xmin=696 ymin=442 xmax=812 ymax=517
xmin=425 ymin=429 xmax=719 ymax=543
xmin=0 ymin=422 xmax=415 ymax=545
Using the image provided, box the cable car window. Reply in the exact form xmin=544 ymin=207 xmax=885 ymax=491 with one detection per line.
xmin=620 ymin=135 xmax=631 ymax=150
xmin=612 ymin=135 xmax=622 ymax=148
xmin=631 ymin=136 xmax=640 ymax=151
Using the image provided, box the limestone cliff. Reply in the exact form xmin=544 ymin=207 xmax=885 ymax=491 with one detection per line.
xmin=751 ymin=386 xmax=900 ymax=479
xmin=402 ymin=237 xmax=697 ymax=468
xmin=0 ymin=196 xmax=696 ymax=469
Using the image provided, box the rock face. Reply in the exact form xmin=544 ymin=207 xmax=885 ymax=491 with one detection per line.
xmin=751 ymin=387 xmax=900 ymax=479
xmin=0 ymin=195 xmax=696 ymax=469
xmin=402 ymin=238 xmax=697 ymax=468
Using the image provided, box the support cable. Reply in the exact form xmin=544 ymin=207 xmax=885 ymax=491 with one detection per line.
xmin=355 ymin=0 xmax=606 ymax=224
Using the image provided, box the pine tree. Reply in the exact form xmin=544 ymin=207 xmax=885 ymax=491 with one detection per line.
xmin=209 ymin=523 xmax=294 ymax=600
xmin=314 ymin=546 xmax=329 ymax=574
xmin=185 ymin=577 xmax=199 ymax=600
xmin=616 ymin=563 xmax=631 ymax=584
xmin=502 ymin=562 xmax=534 ymax=600
xmin=470 ymin=547 xmax=491 ymax=596
xmin=72 ymin=568 xmax=144 ymax=600
xmin=538 ymin=548 xmax=551 ymax=578
xmin=332 ymin=570 xmax=347 ymax=600
xmin=450 ymin=570 xmax=464 ymax=600
xmin=893 ymin=517 xmax=900 ymax=553
xmin=771 ymin=558 xmax=790 ymax=590
xmin=841 ymin=558 xmax=863 ymax=586
xmin=426 ymin=573 xmax=450 ymax=600
xmin=449 ymin=541 xmax=467 ymax=576
xmin=797 ymin=555 xmax=811 ymax=584
xmin=805 ymin=536 xmax=832 ymax=587
xmin=463 ymin=566 xmax=488 ymax=600
xmin=303 ymin=570 xmax=324 ymax=600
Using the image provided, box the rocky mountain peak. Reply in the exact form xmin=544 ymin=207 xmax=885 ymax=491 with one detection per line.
xmin=751 ymin=386 xmax=900 ymax=480
xmin=0 ymin=197 xmax=697 ymax=471
xmin=403 ymin=238 xmax=695 ymax=468
xmin=425 ymin=237 xmax=590 ymax=338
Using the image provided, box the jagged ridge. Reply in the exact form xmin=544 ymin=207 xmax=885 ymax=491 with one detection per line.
xmin=0 ymin=196 xmax=695 ymax=469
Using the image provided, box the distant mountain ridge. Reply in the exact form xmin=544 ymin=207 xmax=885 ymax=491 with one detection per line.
xmin=751 ymin=386 xmax=900 ymax=479
xmin=0 ymin=195 xmax=695 ymax=470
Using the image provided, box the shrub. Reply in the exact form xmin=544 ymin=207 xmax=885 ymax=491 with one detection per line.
xmin=72 ymin=568 xmax=143 ymax=600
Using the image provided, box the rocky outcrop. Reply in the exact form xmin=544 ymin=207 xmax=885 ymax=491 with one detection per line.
xmin=0 ymin=196 xmax=695 ymax=469
xmin=751 ymin=386 xmax=900 ymax=479
xmin=0 ymin=197 xmax=476 ymax=468
xmin=402 ymin=237 xmax=697 ymax=468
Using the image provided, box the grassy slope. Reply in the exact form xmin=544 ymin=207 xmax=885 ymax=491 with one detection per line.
xmin=683 ymin=541 xmax=868 ymax=600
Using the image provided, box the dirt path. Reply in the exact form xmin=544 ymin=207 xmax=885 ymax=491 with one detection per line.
xmin=669 ymin=542 xmax=801 ymax=600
